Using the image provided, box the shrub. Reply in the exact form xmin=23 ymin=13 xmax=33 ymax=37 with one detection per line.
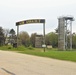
xmin=8 ymin=46 xmax=12 ymax=49
xmin=28 ymin=45 xmax=33 ymax=50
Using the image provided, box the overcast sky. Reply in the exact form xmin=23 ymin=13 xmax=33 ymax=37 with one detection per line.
xmin=0 ymin=0 xmax=76 ymax=35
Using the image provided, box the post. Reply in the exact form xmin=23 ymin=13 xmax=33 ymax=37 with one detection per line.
xmin=17 ymin=25 xmax=19 ymax=47
xmin=43 ymin=23 xmax=46 ymax=52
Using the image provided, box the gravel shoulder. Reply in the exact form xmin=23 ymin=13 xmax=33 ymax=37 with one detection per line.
xmin=0 ymin=50 xmax=76 ymax=75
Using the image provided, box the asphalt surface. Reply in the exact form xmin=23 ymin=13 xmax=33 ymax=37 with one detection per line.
xmin=0 ymin=50 xmax=76 ymax=75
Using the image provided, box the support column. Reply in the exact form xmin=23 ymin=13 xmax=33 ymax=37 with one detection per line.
xmin=43 ymin=23 xmax=46 ymax=52
xmin=65 ymin=20 xmax=67 ymax=50
xmin=17 ymin=25 xmax=19 ymax=47
xmin=70 ymin=21 xmax=72 ymax=50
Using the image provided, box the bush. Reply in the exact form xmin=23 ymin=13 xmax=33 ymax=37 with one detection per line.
xmin=8 ymin=46 xmax=12 ymax=49
xmin=28 ymin=45 xmax=33 ymax=50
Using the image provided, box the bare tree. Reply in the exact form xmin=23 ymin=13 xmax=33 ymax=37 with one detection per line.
xmin=30 ymin=33 xmax=37 ymax=47
xmin=3 ymin=29 xmax=10 ymax=38
xmin=19 ymin=31 xmax=30 ymax=47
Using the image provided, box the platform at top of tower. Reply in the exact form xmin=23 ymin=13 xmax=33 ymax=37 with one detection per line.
xmin=59 ymin=16 xmax=74 ymax=21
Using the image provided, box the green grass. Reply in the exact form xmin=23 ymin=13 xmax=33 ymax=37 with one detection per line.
xmin=20 ymin=50 xmax=76 ymax=62
xmin=0 ymin=45 xmax=76 ymax=62
xmin=0 ymin=45 xmax=27 ymax=51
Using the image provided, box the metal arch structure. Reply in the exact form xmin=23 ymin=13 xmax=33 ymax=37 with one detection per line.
xmin=16 ymin=19 xmax=46 ymax=52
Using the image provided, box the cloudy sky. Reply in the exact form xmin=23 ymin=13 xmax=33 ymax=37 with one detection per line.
xmin=0 ymin=0 xmax=76 ymax=35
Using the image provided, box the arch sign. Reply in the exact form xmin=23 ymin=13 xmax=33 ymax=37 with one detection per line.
xmin=16 ymin=19 xmax=45 ymax=25
xmin=16 ymin=19 xmax=46 ymax=52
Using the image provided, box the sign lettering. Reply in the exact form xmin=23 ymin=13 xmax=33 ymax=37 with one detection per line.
xmin=16 ymin=19 xmax=45 ymax=26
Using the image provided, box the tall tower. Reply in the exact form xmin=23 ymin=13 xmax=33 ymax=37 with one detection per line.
xmin=58 ymin=16 xmax=74 ymax=50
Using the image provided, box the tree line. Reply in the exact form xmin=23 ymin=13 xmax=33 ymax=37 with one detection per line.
xmin=0 ymin=26 xmax=76 ymax=48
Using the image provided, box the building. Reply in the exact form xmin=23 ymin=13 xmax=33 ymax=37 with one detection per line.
xmin=35 ymin=35 xmax=43 ymax=48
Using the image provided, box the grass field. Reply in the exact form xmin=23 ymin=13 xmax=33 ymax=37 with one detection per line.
xmin=0 ymin=45 xmax=76 ymax=62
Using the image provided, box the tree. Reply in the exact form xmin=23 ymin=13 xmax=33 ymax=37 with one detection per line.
xmin=55 ymin=28 xmax=58 ymax=33
xmin=0 ymin=27 xmax=5 ymax=46
xmin=9 ymin=29 xmax=16 ymax=44
xmin=19 ymin=31 xmax=30 ymax=47
xmin=72 ymin=34 xmax=76 ymax=48
xmin=30 ymin=33 xmax=37 ymax=47
xmin=9 ymin=29 xmax=15 ymax=37
xmin=3 ymin=29 xmax=10 ymax=44
xmin=3 ymin=29 xmax=10 ymax=38
xmin=45 ymin=32 xmax=58 ymax=48
xmin=45 ymin=34 xmax=51 ymax=45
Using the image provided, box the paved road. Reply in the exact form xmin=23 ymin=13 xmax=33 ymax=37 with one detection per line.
xmin=0 ymin=50 xmax=76 ymax=75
